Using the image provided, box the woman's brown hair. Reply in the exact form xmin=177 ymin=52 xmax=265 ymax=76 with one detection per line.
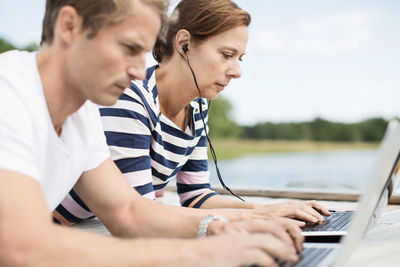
xmin=152 ymin=0 xmax=251 ymax=63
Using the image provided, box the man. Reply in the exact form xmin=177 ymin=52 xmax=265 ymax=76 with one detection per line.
xmin=0 ymin=0 xmax=301 ymax=265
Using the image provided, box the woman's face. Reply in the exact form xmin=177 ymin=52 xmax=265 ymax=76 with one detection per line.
xmin=188 ymin=25 xmax=249 ymax=100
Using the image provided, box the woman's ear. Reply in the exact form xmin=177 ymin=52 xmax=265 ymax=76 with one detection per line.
xmin=175 ymin=29 xmax=191 ymax=57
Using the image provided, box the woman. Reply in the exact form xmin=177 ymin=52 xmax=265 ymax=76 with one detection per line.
xmin=56 ymin=0 xmax=329 ymax=225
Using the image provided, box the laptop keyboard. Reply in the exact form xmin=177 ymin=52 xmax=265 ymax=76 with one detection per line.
xmin=302 ymin=211 xmax=353 ymax=232
xmin=279 ymin=247 xmax=334 ymax=267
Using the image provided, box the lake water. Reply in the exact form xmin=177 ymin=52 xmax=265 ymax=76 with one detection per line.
xmin=208 ymin=149 xmax=388 ymax=193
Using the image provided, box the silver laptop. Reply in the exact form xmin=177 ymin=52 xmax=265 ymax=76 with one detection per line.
xmin=281 ymin=119 xmax=400 ymax=266
xmin=302 ymin=120 xmax=400 ymax=239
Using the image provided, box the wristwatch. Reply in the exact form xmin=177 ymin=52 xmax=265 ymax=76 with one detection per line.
xmin=197 ymin=214 xmax=228 ymax=238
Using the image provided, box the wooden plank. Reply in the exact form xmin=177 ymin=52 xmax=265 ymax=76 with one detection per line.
xmin=164 ymin=186 xmax=400 ymax=204
xmin=214 ymin=187 xmax=360 ymax=202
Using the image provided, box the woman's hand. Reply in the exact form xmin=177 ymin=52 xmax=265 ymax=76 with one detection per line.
xmin=250 ymin=200 xmax=331 ymax=223
xmin=195 ymin=194 xmax=330 ymax=224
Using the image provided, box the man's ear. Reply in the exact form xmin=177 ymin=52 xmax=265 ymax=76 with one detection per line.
xmin=54 ymin=6 xmax=82 ymax=46
xmin=175 ymin=29 xmax=191 ymax=57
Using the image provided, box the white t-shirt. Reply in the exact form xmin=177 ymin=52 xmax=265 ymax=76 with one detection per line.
xmin=0 ymin=50 xmax=110 ymax=211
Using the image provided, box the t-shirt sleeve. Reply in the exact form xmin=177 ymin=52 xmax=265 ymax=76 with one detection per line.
xmin=54 ymin=102 xmax=110 ymax=225
xmin=99 ymin=92 xmax=154 ymax=199
xmin=83 ymin=102 xmax=110 ymax=172
xmin=0 ymin=78 xmax=41 ymax=182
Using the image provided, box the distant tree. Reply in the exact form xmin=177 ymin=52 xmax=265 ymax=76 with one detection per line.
xmin=241 ymin=123 xmax=266 ymax=139
xmin=330 ymin=123 xmax=358 ymax=141
xmin=0 ymin=38 xmax=39 ymax=53
xmin=207 ymin=96 xmax=241 ymax=138
xmin=357 ymin=117 xmax=388 ymax=142
xmin=0 ymin=38 xmax=16 ymax=53
xmin=308 ymin=117 xmax=332 ymax=141
xmin=240 ymin=117 xmax=388 ymax=142
xmin=23 ymin=42 xmax=39 ymax=52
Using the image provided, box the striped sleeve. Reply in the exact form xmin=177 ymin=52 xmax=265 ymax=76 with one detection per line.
xmin=100 ymin=91 xmax=156 ymax=200
xmin=176 ymin=108 xmax=218 ymax=208
xmin=53 ymin=189 xmax=95 ymax=225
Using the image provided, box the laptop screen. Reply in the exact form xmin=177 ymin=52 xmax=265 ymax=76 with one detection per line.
xmin=333 ymin=119 xmax=400 ymax=267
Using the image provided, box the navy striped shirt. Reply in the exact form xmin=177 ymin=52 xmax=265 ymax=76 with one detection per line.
xmin=103 ymin=65 xmax=218 ymax=205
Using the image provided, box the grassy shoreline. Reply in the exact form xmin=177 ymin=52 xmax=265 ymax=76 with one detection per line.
xmin=208 ymin=139 xmax=379 ymax=159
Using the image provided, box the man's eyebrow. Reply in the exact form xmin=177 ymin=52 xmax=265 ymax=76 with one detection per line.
xmin=127 ymin=41 xmax=154 ymax=53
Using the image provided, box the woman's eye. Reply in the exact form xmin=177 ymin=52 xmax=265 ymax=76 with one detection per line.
xmin=222 ymin=53 xmax=233 ymax=59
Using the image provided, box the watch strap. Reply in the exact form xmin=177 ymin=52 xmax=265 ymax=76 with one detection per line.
xmin=197 ymin=214 xmax=228 ymax=238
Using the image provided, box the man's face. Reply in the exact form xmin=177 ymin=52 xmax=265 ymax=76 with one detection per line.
xmin=67 ymin=0 xmax=161 ymax=106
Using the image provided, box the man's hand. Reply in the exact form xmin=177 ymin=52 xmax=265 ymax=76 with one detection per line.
xmin=208 ymin=217 xmax=304 ymax=253
xmin=190 ymin=233 xmax=299 ymax=267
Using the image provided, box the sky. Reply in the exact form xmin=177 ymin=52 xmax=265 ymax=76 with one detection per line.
xmin=1 ymin=0 xmax=399 ymax=125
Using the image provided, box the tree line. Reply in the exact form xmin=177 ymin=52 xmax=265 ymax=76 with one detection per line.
xmin=208 ymin=97 xmax=391 ymax=142
xmin=239 ymin=117 xmax=388 ymax=142
xmin=0 ymin=37 xmax=38 ymax=53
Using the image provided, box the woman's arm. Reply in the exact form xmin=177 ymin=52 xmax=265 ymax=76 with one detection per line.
xmin=199 ymin=194 xmax=331 ymax=223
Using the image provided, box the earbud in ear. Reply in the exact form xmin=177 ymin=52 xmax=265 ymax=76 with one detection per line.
xmin=182 ymin=44 xmax=188 ymax=53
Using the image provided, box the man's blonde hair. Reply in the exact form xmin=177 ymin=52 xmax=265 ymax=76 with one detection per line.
xmin=41 ymin=0 xmax=169 ymax=45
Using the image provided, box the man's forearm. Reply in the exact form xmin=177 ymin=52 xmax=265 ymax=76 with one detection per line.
xmin=75 ymin=160 xmax=231 ymax=239
xmin=100 ymin=195 xmax=237 ymax=239
xmin=75 ymin=160 xmax=206 ymax=239
xmin=2 ymin=223 xmax=199 ymax=267
xmin=99 ymin=196 xmax=203 ymax=238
